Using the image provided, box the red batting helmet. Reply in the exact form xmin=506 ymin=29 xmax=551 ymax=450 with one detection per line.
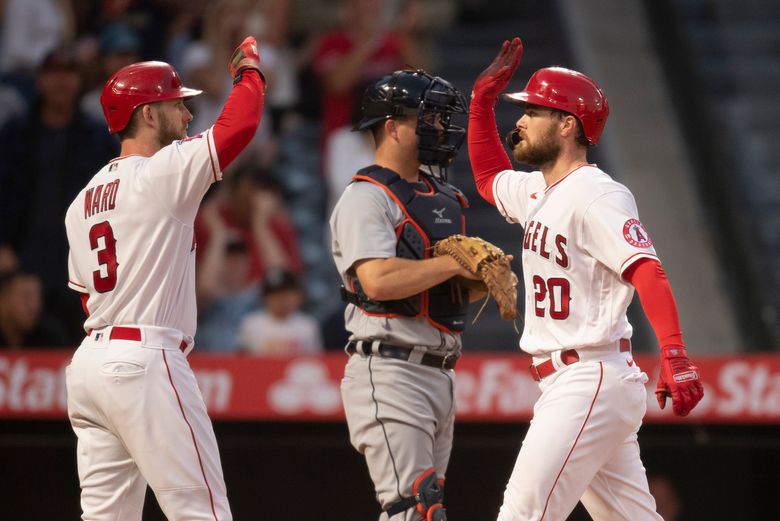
xmin=100 ymin=61 xmax=202 ymax=134
xmin=502 ymin=67 xmax=609 ymax=145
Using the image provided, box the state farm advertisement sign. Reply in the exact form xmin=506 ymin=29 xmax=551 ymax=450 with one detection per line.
xmin=1 ymin=351 xmax=780 ymax=423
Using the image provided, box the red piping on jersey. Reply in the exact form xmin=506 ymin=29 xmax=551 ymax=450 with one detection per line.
xmin=348 ymin=272 xmax=405 ymax=320
xmin=108 ymin=154 xmax=143 ymax=163
xmin=162 ymin=350 xmax=219 ymax=521
xmin=619 ymin=252 xmax=658 ymax=275
xmin=412 ymin=176 xmax=438 ymax=197
xmin=424 ymin=314 xmax=460 ymax=333
xmin=624 ymin=258 xmax=684 ymax=348
xmin=468 ymin=97 xmax=513 ymax=206
xmin=493 ymin=172 xmax=513 ymax=219
xmin=206 ymin=131 xmax=218 ymax=182
xmin=353 ymin=175 xmax=414 ymax=220
xmin=69 ymin=279 xmax=86 ymax=289
xmin=212 ymin=69 xmax=265 ymax=171
xmin=543 ymin=163 xmax=596 ymax=194
xmin=540 ymin=362 xmax=604 ymax=520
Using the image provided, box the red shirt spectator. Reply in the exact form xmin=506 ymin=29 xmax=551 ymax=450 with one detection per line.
xmin=313 ymin=30 xmax=405 ymax=147
xmin=195 ymin=168 xmax=302 ymax=286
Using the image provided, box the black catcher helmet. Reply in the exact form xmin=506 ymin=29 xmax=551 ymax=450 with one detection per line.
xmin=353 ymin=69 xmax=468 ymax=176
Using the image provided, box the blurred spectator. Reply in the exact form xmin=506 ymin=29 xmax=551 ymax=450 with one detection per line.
xmin=324 ymin=83 xmax=375 ymax=215
xmin=179 ymin=41 xmax=227 ymax=134
xmin=648 ymin=474 xmax=682 ymax=521
xmin=252 ymin=0 xmax=300 ymax=135
xmin=185 ymin=0 xmax=277 ymax=164
xmin=93 ymin=0 xmax=177 ymax=62
xmin=0 ymin=246 xmax=19 ymax=274
xmin=81 ymin=22 xmax=141 ymax=122
xmin=0 ymin=0 xmax=74 ymax=75
xmin=237 ymin=268 xmax=323 ymax=355
xmin=194 ymin=166 xmax=302 ymax=351
xmin=0 ymin=83 xmax=27 ymax=129
xmin=319 ymin=301 xmax=349 ymax=351
xmin=196 ymin=165 xmax=302 ymax=283
xmin=393 ymin=0 xmax=457 ymax=73
xmin=0 ymin=47 xmax=118 ymax=343
xmin=311 ymin=0 xmax=418 ymax=154
xmin=0 ymin=270 xmax=69 ymax=348
xmin=194 ymin=197 xmax=260 ymax=352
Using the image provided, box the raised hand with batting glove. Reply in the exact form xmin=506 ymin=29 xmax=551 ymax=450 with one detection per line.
xmin=656 ymin=345 xmax=704 ymax=416
xmin=229 ymin=35 xmax=264 ymax=85
xmin=472 ymin=37 xmax=523 ymax=103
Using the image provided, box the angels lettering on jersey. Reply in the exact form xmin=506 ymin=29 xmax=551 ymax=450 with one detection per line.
xmin=522 ymin=219 xmax=569 ymax=269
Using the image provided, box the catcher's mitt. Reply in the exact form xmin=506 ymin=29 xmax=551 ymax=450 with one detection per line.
xmin=433 ymin=235 xmax=518 ymax=320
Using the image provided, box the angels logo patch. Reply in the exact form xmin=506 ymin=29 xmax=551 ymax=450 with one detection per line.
xmin=623 ymin=219 xmax=653 ymax=248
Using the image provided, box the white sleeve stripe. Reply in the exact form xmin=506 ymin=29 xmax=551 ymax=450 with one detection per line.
xmin=619 ymin=252 xmax=659 ymax=275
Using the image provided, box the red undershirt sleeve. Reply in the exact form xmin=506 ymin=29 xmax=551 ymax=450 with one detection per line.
xmin=623 ymin=257 xmax=684 ymax=349
xmin=212 ymin=70 xmax=265 ymax=171
xmin=80 ymin=293 xmax=89 ymax=318
xmin=467 ymin=97 xmax=513 ymax=206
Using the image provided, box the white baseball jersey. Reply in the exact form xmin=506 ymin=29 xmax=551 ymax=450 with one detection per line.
xmin=65 ymin=128 xmax=222 ymax=338
xmin=492 ymin=164 xmax=657 ymax=355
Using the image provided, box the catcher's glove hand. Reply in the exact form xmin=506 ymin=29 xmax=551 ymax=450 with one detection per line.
xmin=433 ymin=234 xmax=518 ymax=320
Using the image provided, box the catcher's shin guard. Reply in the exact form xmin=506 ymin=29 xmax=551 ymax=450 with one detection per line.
xmin=386 ymin=468 xmax=447 ymax=520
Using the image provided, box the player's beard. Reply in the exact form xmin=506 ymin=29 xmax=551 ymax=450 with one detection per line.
xmin=156 ymin=111 xmax=186 ymax=148
xmin=512 ymin=123 xmax=560 ymax=168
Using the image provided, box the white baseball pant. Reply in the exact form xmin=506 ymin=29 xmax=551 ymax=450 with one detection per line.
xmin=66 ymin=326 xmax=231 ymax=521
xmin=498 ymin=343 xmax=662 ymax=521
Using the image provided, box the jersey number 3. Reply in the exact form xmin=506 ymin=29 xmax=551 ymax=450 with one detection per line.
xmin=89 ymin=221 xmax=118 ymax=293
xmin=532 ymin=276 xmax=570 ymax=319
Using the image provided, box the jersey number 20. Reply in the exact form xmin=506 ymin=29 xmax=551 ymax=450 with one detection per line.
xmin=89 ymin=221 xmax=118 ymax=293
xmin=532 ymin=276 xmax=570 ymax=319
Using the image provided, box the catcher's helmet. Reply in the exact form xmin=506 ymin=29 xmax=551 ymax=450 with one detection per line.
xmin=354 ymin=69 xmax=468 ymax=170
xmin=100 ymin=61 xmax=202 ymax=134
xmin=503 ymin=67 xmax=609 ymax=145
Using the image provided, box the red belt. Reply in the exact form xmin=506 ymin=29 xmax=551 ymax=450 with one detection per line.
xmin=109 ymin=326 xmax=187 ymax=353
xmin=529 ymin=338 xmax=631 ymax=382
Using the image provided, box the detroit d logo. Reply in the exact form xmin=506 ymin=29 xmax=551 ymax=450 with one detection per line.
xmin=623 ymin=219 xmax=653 ymax=248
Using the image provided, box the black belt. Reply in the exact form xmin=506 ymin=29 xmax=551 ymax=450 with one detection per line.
xmin=346 ymin=340 xmax=458 ymax=370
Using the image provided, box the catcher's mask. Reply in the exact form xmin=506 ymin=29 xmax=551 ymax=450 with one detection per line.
xmin=353 ymin=69 xmax=468 ymax=180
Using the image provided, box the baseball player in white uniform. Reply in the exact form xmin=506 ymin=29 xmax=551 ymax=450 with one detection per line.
xmin=330 ymin=70 xmax=478 ymax=521
xmin=64 ymin=36 xmax=265 ymax=520
xmin=467 ymin=38 xmax=704 ymax=520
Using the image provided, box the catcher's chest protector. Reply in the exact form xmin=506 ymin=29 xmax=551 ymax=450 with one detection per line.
xmin=347 ymin=165 xmax=469 ymax=332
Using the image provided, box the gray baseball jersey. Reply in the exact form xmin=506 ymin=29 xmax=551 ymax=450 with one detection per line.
xmin=330 ymin=180 xmax=462 ymax=354
xmin=330 ymin=175 xmax=459 ymax=521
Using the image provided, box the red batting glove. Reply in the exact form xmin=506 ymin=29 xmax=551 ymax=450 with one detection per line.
xmin=228 ymin=36 xmax=264 ymax=85
xmin=655 ymin=346 xmax=704 ymax=416
xmin=471 ymin=37 xmax=523 ymax=104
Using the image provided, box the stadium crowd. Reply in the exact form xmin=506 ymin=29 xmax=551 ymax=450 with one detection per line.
xmin=0 ymin=0 xmax=456 ymax=353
